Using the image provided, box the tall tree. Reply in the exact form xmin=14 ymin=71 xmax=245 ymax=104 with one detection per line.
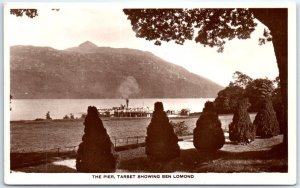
xmin=123 ymin=8 xmax=288 ymax=146
xmin=249 ymin=9 xmax=287 ymax=145
xmin=245 ymin=78 xmax=275 ymax=111
xmin=46 ymin=111 xmax=52 ymax=120
xmin=230 ymin=71 xmax=253 ymax=89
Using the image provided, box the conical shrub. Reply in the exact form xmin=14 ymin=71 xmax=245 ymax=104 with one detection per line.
xmin=145 ymin=102 xmax=180 ymax=162
xmin=193 ymin=101 xmax=225 ymax=152
xmin=254 ymin=97 xmax=280 ymax=138
xmin=229 ymin=98 xmax=255 ymax=144
xmin=272 ymin=98 xmax=284 ymax=134
xmin=76 ymin=106 xmax=116 ymax=172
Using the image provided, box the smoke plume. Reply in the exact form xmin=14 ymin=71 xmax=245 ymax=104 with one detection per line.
xmin=118 ymin=76 xmax=140 ymax=99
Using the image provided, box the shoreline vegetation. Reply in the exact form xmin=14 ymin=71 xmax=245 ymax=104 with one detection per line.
xmin=11 ymin=112 xmax=248 ymax=123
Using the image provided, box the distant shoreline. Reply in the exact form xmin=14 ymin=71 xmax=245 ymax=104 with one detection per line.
xmin=11 ymin=97 xmax=215 ymax=100
xmin=10 ymin=113 xmax=258 ymax=123
xmin=10 ymin=115 xmax=200 ymax=123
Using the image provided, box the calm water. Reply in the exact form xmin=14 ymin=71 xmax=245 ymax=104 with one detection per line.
xmin=10 ymin=114 xmax=257 ymax=152
xmin=10 ymin=117 xmax=198 ymax=152
xmin=10 ymin=98 xmax=258 ymax=153
xmin=10 ymin=98 xmax=214 ymax=121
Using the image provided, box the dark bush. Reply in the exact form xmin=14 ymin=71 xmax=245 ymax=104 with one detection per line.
xmin=70 ymin=113 xmax=75 ymax=120
xmin=76 ymin=106 xmax=116 ymax=172
xmin=214 ymin=72 xmax=277 ymax=114
xmin=229 ymin=98 xmax=255 ymax=144
xmin=193 ymin=101 xmax=225 ymax=152
xmin=170 ymin=121 xmax=190 ymax=136
xmin=245 ymin=78 xmax=274 ymax=112
xmin=80 ymin=113 xmax=87 ymax=119
xmin=63 ymin=115 xmax=70 ymax=120
xmin=214 ymin=85 xmax=245 ymax=114
xmin=145 ymin=102 xmax=180 ymax=162
xmin=254 ymin=97 xmax=280 ymax=138
xmin=273 ymin=104 xmax=284 ymax=134
xmin=35 ymin=118 xmax=44 ymax=121
xmin=272 ymin=87 xmax=284 ymax=134
xmin=46 ymin=111 xmax=52 ymax=120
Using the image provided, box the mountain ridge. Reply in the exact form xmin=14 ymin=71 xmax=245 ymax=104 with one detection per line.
xmin=10 ymin=42 xmax=223 ymax=99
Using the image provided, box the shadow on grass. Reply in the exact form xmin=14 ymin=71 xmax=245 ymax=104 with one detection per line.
xmin=118 ymin=143 xmax=288 ymax=173
xmin=14 ymin=164 xmax=77 ymax=173
xmin=11 ymin=151 xmax=77 ymax=170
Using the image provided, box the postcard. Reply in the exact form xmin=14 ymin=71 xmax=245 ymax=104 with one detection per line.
xmin=3 ymin=2 xmax=297 ymax=185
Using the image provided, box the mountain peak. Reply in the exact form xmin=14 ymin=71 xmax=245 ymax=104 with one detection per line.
xmin=78 ymin=41 xmax=98 ymax=48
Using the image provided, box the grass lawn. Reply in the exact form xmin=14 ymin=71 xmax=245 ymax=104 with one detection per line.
xmin=12 ymin=135 xmax=287 ymax=173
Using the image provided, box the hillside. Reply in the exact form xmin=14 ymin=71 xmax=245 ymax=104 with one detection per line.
xmin=10 ymin=41 xmax=223 ymax=99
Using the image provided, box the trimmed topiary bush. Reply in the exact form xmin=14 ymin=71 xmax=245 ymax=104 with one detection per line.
xmin=145 ymin=102 xmax=180 ymax=162
xmin=229 ymin=98 xmax=255 ymax=144
xmin=193 ymin=101 xmax=225 ymax=152
xmin=272 ymin=94 xmax=284 ymax=134
xmin=76 ymin=106 xmax=116 ymax=172
xmin=254 ymin=97 xmax=280 ymax=138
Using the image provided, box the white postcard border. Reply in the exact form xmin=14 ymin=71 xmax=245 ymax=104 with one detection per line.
xmin=3 ymin=2 xmax=297 ymax=185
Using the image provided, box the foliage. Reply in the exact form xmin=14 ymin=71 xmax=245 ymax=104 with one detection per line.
xmin=254 ymin=97 xmax=280 ymax=138
xmin=123 ymin=8 xmax=288 ymax=145
xmin=123 ymin=9 xmax=256 ymax=52
xmin=193 ymin=101 xmax=225 ymax=151
xmin=229 ymin=71 xmax=253 ymax=89
xmin=258 ymin=27 xmax=272 ymax=45
xmin=229 ymin=98 xmax=255 ymax=144
xmin=273 ymin=76 xmax=280 ymax=88
xmin=170 ymin=121 xmax=190 ymax=136
xmin=63 ymin=115 xmax=69 ymax=120
xmin=146 ymin=102 xmax=180 ymax=162
xmin=80 ymin=113 xmax=87 ymax=119
xmin=245 ymin=78 xmax=274 ymax=112
xmin=180 ymin=109 xmax=190 ymax=116
xmin=10 ymin=9 xmax=38 ymax=18
xmin=76 ymin=106 xmax=116 ymax=172
xmin=63 ymin=114 xmax=75 ymax=120
xmin=214 ymin=85 xmax=245 ymax=114
xmin=271 ymin=82 xmax=284 ymax=133
xmin=215 ymin=71 xmax=276 ymax=113
xmin=46 ymin=111 xmax=52 ymax=120
xmin=35 ymin=118 xmax=44 ymax=121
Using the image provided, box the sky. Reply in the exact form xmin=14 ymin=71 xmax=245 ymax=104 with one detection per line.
xmin=6 ymin=5 xmax=279 ymax=86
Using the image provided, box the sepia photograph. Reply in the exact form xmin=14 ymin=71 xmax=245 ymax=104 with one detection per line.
xmin=4 ymin=2 xmax=297 ymax=185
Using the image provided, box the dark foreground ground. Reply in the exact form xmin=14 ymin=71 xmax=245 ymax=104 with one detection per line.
xmin=11 ymin=135 xmax=287 ymax=173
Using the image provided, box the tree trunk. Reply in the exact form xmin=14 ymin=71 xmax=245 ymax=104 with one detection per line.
xmin=250 ymin=9 xmax=288 ymax=147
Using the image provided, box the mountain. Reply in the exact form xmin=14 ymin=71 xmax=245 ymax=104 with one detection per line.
xmin=78 ymin=40 xmax=98 ymax=48
xmin=10 ymin=41 xmax=223 ymax=99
